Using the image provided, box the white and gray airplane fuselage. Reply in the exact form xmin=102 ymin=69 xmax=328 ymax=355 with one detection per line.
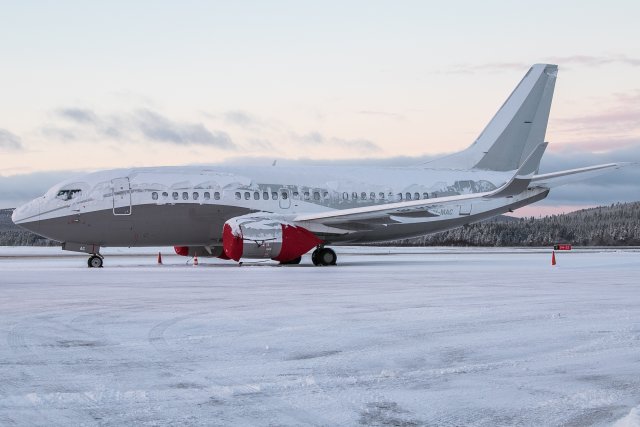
xmin=11 ymin=165 xmax=548 ymax=249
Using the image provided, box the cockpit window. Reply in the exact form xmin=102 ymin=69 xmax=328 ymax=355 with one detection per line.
xmin=56 ymin=189 xmax=82 ymax=201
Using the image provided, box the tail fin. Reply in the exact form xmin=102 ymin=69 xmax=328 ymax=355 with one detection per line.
xmin=424 ymin=63 xmax=557 ymax=171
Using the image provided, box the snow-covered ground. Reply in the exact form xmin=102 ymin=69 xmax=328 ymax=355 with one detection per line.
xmin=1 ymin=246 xmax=640 ymax=426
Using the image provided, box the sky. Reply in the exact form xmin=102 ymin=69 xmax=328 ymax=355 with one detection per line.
xmin=1 ymin=0 xmax=639 ymax=213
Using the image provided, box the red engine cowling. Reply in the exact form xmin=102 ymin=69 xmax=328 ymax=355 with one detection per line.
xmin=222 ymin=217 xmax=321 ymax=262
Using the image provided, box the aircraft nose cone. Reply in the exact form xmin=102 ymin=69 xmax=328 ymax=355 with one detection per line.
xmin=12 ymin=198 xmax=40 ymax=231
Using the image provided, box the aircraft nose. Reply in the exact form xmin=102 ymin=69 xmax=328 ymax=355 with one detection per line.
xmin=12 ymin=198 xmax=41 ymax=232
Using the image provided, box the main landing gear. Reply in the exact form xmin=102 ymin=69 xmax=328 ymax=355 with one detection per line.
xmin=311 ymin=247 xmax=337 ymax=266
xmin=87 ymin=254 xmax=103 ymax=268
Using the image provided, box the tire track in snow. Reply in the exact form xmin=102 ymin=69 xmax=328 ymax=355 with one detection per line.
xmin=4 ymin=309 xmax=117 ymax=425
xmin=146 ymin=311 xmax=336 ymax=425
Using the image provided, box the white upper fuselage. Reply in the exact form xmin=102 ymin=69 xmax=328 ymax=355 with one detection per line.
xmin=14 ymin=164 xmax=513 ymax=223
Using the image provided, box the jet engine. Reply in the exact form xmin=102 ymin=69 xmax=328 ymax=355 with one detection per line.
xmin=222 ymin=216 xmax=322 ymax=262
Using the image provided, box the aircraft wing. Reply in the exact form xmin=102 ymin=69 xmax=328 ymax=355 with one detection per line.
xmin=294 ymin=144 xmax=547 ymax=226
xmin=530 ymin=163 xmax=631 ymax=188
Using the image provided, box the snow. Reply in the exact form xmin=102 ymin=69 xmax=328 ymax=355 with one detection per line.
xmin=1 ymin=246 xmax=640 ymax=426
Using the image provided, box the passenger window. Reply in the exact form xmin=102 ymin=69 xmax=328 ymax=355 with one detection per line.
xmin=370 ymin=192 xmax=376 ymax=199
xmin=397 ymin=193 xmax=402 ymax=200
xmin=405 ymin=192 xmax=412 ymax=200
xmin=293 ymin=191 xmax=299 ymax=198
xmin=323 ymin=191 xmax=329 ymax=198
xmin=152 ymin=192 xmax=158 ymax=200
xmin=343 ymin=192 xmax=349 ymax=200
xmin=162 ymin=191 xmax=168 ymax=198
xmin=272 ymin=191 xmax=279 ymax=200
xmin=361 ymin=192 xmax=367 ymax=200
xmin=182 ymin=192 xmax=189 ymax=200
xmin=379 ymin=192 xmax=385 ymax=199
xmin=244 ymin=192 xmax=250 ymax=200
xmin=313 ymin=192 xmax=320 ymax=200
xmin=263 ymin=191 xmax=269 ymax=200
xmin=172 ymin=192 xmax=179 ymax=200
xmin=352 ymin=192 xmax=358 ymax=200
xmin=193 ymin=192 xmax=199 ymax=200
xmin=304 ymin=191 xmax=310 ymax=200
xmin=235 ymin=192 xmax=241 ymax=200
xmin=281 ymin=191 xmax=288 ymax=199
xmin=204 ymin=192 xmax=210 ymax=200
xmin=414 ymin=192 xmax=420 ymax=200
xmin=423 ymin=192 xmax=429 ymax=199
xmin=214 ymin=192 xmax=220 ymax=200
xmin=254 ymin=191 xmax=259 ymax=200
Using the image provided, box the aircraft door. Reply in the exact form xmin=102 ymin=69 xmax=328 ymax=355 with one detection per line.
xmin=111 ymin=177 xmax=132 ymax=215
xmin=279 ymin=188 xmax=291 ymax=209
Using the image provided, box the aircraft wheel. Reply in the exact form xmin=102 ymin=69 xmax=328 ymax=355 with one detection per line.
xmin=311 ymin=249 xmax=320 ymax=266
xmin=317 ymin=248 xmax=337 ymax=266
xmin=280 ymin=256 xmax=302 ymax=265
xmin=88 ymin=255 xmax=103 ymax=268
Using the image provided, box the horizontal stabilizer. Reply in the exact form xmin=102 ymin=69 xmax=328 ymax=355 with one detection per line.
xmin=531 ymin=162 xmax=632 ymax=188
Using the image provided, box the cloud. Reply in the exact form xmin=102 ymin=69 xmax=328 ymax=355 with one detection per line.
xmin=294 ymin=131 xmax=380 ymax=153
xmin=48 ymin=107 xmax=236 ymax=149
xmin=244 ymin=139 xmax=276 ymax=151
xmin=135 ymin=109 xmax=234 ymax=148
xmin=223 ymin=110 xmax=261 ymax=129
xmin=0 ymin=129 xmax=24 ymax=151
xmin=536 ymin=143 xmax=640 ymax=205
xmin=0 ymin=170 xmax=85 ymax=209
xmin=58 ymin=108 xmax=98 ymax=124
xmin=449 ymin=54 xmax=640 ymax=74
xmin=552 ymin=90 xmax=640 ymax=139
xmin=41 ymin=126 xmax=77 ymax=142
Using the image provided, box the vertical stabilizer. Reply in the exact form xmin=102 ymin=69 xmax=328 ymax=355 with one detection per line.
xmin=424 ymin=64 xmax=557 ymax=171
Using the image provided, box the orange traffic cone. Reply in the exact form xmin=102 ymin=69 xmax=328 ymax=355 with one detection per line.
xmin=193 ymin=254 xmax=199 ymax=266
xmin=157 ymin=252 xmax=163 ymax=264
xmin=551 ymin=251 xmax=556 ymax=266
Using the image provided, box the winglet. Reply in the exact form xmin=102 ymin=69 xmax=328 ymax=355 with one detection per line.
xmin=488 ymin=142 xmax=548 ymax=198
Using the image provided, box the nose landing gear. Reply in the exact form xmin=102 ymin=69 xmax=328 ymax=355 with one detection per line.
xmin=311 ymin=247 xmax=337 ymax=266
xmin=88 ymin=254 xmax=104 ymax=268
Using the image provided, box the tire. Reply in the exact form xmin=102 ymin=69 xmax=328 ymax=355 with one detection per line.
xmin=311 ymin=249 xmax=320 ymax=266
xmin=318 ymin=248 xmax=337 ymax=266
xmin=88 ymin=255 xmax=103 ymax=268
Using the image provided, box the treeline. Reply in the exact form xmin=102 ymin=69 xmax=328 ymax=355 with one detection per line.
xmin=1 ymin=202 xmax=639 ymax=247
xmin=394 ymin=202 xmax=640 ymax=247
xmin=0 ymin=209 xmax=59 ymax=246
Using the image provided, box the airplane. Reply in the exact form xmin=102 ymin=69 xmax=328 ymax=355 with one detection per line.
xmin=12 ymin=64 xmax=626 ymax=268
